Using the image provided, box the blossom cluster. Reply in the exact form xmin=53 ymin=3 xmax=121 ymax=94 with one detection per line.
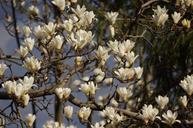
xmin=152 ymin=5 xmax=191 ymax=28
xmin=2 ymin=76 xmax=35 ymax=106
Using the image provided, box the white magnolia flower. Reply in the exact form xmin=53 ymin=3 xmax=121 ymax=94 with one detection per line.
xmin=126 ymin=52 xmax=138 ymax=66
xmin=105 ymin=12 xmax=119 ymax=25
xmin=134 ymin=67 xmax=143 ymax=79
xmin=114 ymin=68 xmax=127 ymax=81
xmin=34 ymin=25 xmax=46 ymax=39
xmin=73 ymin=8 xmax=95 ymax=28
xmin=93 ymin=68 xmax=104 ymax=76
xmin=119 ymin=40 xmax=135 ymax=56
xmin=179 ymin=95 xmax=188 ymax=107
xmin=14 ymin=83 xmax=25 ymax=98
xmin=63 ymin=19 xmax=73 ymax=32
xmin=43 ymin=22 xmax=56 ymax=35
xmin=171 ymin=12 xmax=181 ymax=24
xmin=28 ymin=5 xmax=39 ymax=17
xmin=49 ymin=35 xmax=64 ymax=50
xmin=95 ymin=46 xmax=109 ymax=65
xmin=95 ymin=74 xmax=105 ymax=83
xmin=140 ymin=104 xmax=159 ymax=124
xmin=82 ymin=76 xmax=90 ymax=81
xmin=78 ymin=107 xmax=91 ymax=121
xmin=80 ymin=83 xmax=90 ymax=96
xmin=94 ymin=68 xmax=105 ymax=83
xmin=100 ymin=107 xmax=123 ymax=123
xmin=162 ymin=110 xmax=181 ymax=126
xmin=110 ymin=98 xmax=119 ymax=107
xmin=182 ymin=19 xmax=191 ymax=28
xmin=68 ymin=29 xmax=93 ymax=50
xmin=64 ymin=105 xmax=73 ymax=119
xmin=23 ymin=37 xmax=35 ymax=51
xmin=84 ymin=11 xmax=95 ymax=25
xmin=25 ymin=113 xmax=36 ymax=127
xmin=180 ymin=74 xmax=193 ymax=96
xmin=63 ymin=88 xmax=71 ymax=99
xmin=103 ymin=78 xmax=113 ymax=85
xmin=108 ymin=40 xmax=119 ymax=53
xmin=155 ymin=95 xmax=169 ymax=109
xmin=88 ymin=81 xmax=98 ymax=95
xmin=52 ymin=0 xmax=65 ymax=11
xmin=0 ymin=63 xmax=8 ymax=76
xmin=114 ymin=68 xmax=135 ymax=81
xmin=21 ymin=94 xmax=30 ymax=106
xmin=17 ymin=46 xmax=29 ymax=58
xmin=80 ymin=81 xmax=97 ymax=96
xmin=108 ymin=39 xmax=135 ymax=57
xmin=23 ymin=56 xmax=41 ymax=72
xmin=19 ymin=76 xmax=34 ymax=91
xmin=23 ymin=26 xmax=31 ymax=37
xmin=152 ymin=5 xmax=168 ymax=26
xmin=117 ymin=87 xmax=132 ymax=101
xmin=72 ymin=5 xmax=86 ymax=18
xmin=2 ymin=80 xmax=17 ymax=94
xmin=43 ymin=120 xmax=65 ymax=128
xmin=55 ymin=87 xmax=71 ymax=100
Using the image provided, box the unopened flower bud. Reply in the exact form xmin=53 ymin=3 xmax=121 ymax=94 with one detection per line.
xmin=25 ymin=113 xmax=36 ymax=127
xmin=64 ymin=105 xmax=73 ymax=119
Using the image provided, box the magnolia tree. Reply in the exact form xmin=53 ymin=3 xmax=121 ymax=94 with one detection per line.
xmin=0 ymin=0 xmax=193 ymax=127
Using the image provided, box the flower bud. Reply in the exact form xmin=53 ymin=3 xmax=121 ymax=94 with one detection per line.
xmin=103 ymin=78 xmax=113 ymax=85
xmin=64 ymin=105 xmax=73 ymax=119
xmin=21 ymin=94 xmax=30 ymax=106
xmin=155 ymin=95 xmax=169 ymax=109
xmin=0 ymin=63 xmax=8 ymax=76
xmin=25 ymin=113 xmax=36 ymax=127
xmin=23 ymin=26 xmax=31 ymax=37
xmin=179 ymin=95 xmax=188 ymax=108
xmin=182 ymin=19 xmax=191 ymax=29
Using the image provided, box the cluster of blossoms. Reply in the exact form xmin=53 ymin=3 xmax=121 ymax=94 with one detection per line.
xmin=2 ymin=76 xmax=35 ymax=106
xmin=140 ymin=104 xmax=181 ymax=126
xmin=138 ymin=73 xmax=193 ymax=126
xmin=100 ymin=107 xmax=123 ymax=124
xmin=152 ymin=5 xmax=191 ymax=28
xmin=107 ymin=39 xmax=143 ymax=81
xmin=16 ymin=36 xmax=41 ymax=73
